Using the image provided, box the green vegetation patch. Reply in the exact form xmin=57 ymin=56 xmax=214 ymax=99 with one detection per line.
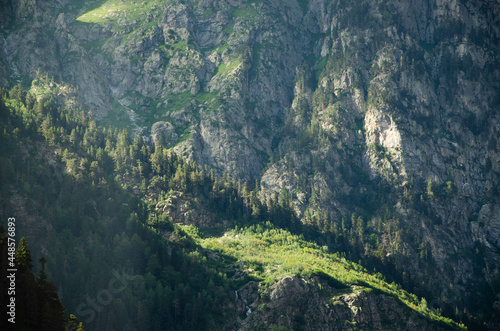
xmin=164 ymin=91 xmax=193 ymax=112
xmin=98 ymin=88 xmax=221 ymax=140
xmin=224 ymin=24 xmax=234 ymax=36
xmin=196 ymin=223 xmax=375 ymax=289
xmin=152 ymin=91 xmax=218 ymax=114
xmin=217 ymin=55 xmax=242 ymax=77
xmin=186 ymin=223 xmax=466 ymax=330
xmin=166 ymin=40 xmax=190 ymax=56
xmin=98 ymin=99 xmax=138 ymax=131
xmin=249 ymin=42 xmax=269 ymax=78
xmin=81 ymin=37 xmax=111 ymax=51
xmin=314 ymin=56 xmax=328 ymax=81
xmin=231 ymin=5 xmax=261 ymax=18
xmin=76 ymin=0 xmax=158 ymax=24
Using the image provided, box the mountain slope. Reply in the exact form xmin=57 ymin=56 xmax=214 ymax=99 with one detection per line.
xmin=0 ymin=79 xmax=466 ymax=330
xmin=1 ymin=0 xmax=499 ymax=328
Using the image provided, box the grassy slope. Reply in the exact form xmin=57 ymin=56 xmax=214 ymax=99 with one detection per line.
xmin=183 ymin=223 xmax=466 ymax=330
xmin=76 ymin=0 xmax=159 ymax=24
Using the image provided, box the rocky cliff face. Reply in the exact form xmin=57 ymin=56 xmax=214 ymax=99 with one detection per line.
xmin=268 ymin=0 xmax=500 ymax=326
xmin=231 ymin=276 xmax=449 ymax=331
xmin=271 ymin=0 xmax=500 ymax=319
xmin=1 ymin=0 xmax=499 ymax=328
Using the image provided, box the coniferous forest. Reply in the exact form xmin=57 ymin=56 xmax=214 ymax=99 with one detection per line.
xmin=0 ymin=75 xmax=472 ymax=330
